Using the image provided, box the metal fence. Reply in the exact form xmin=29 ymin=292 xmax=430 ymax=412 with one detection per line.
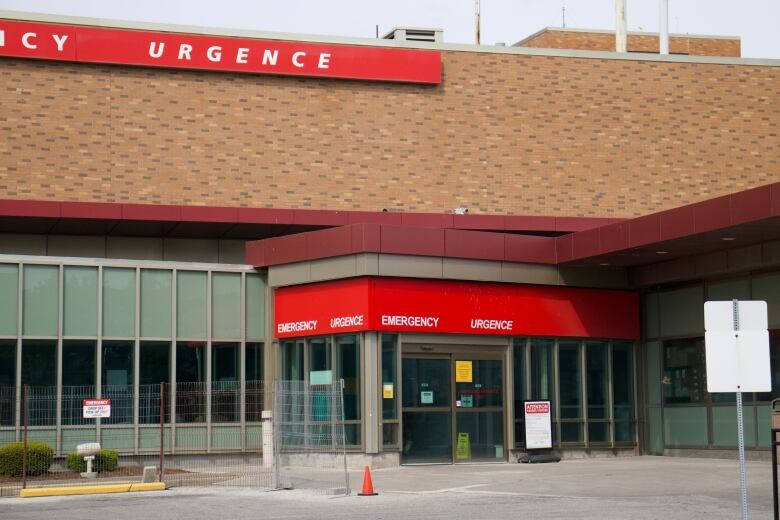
xmin=273 ymin=380 xmax=350 ymax=495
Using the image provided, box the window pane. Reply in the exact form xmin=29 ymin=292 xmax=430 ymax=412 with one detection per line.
xmin=337 ymin=335 xmax=360 ymax=422
xmin=245 ymin=342 xmax=263 ymax=381
xmin=281 ymin=340 xmax=304 ymax=381
xmin=246 ymin=274 xmax=266 ymax=340
xmin=0 ymin=340 xmax=15 ymax=426
xmin=64 ymin=266 xmax=98 ymax=337
xmin=212 ymin=342 xmax=239 ymax=423
xmin=140 ymin=270 xmax=171 ymax=338
xmin=23 ymin=265 xmax=58 ymax=336
xmin=103 ymin=268 xmax=135 ymax=338
xmin=176 ymin=271 xmax=207 ymax=339
xmin=560 ymin=422 xmax=583 ymax=443
xmin=663 ymin=338 xmax=706 ymax=404
xmin=22 ymin=340 xmax=56 ymax=426
xmin=176 ymin=341 xmax=206 ymax=423
xmin=139 ymin=341 xmax=170 ymax=424
xmin=102 ymin=340 xmax=134 ymax=425
xmin=455 ymin=359 xmax=502 ymax=408
xmin=586 ymin=341 xmax=609 ymax=419
xmin=558 ymin=341 xmax=582 ymax=419
xmin=757 ymin=334 xmax=780 ymax=402
xmin=612 ymin=342 xmax=634 ymax=421
xmin=62 ymin=340 xmax=96 ymax=425
xmin=381 ymin=334 xmax=397 ymax=421
xmin=212 ymin=273 xmax=241 ymax=339
xmin=0 ymin=264 xmax=18 ymax=336
xmin=309 ymin=337 xmax=332 ymax=384
xmin=530 ymin=339 xmax=555 ymax=409
xmin=245 ymin=342 xmax=264 ymax=422
xmin=588 ymin=421 xmax=609 ymax=443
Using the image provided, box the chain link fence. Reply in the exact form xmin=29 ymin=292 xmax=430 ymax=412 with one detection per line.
xmin=274 ymin=380 xmax=350 ymax=495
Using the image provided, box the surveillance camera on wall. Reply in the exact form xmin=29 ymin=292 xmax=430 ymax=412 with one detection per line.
xmin=454 ymin=206 xmax=468 ymax=215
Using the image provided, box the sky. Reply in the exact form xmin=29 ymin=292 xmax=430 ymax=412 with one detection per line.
xmin=0 ymin=0 xmax=778 ymax=58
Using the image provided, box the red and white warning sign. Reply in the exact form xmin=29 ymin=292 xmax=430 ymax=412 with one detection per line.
xmin=524 ymin=400 xmax=552 ymax=450
xmin=82 ymin=399 xmax=111 ymax=419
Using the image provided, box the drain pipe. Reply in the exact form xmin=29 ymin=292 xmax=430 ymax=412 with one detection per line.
xmin=615 ymin=0 xmax=627 ymax=52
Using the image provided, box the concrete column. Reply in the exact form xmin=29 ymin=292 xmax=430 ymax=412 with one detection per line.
xmin=362 ymin=332 xmax=380 ymax=454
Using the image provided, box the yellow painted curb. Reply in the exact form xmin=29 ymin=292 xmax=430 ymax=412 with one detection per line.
xmin=20 ymin=481 xmax=166 ymax=498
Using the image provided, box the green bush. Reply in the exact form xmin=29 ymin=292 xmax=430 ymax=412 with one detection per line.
xmin=65 ymin=449 xmax=119 ymax=473
xmin=0 ymin=442 xmax=54 ymax=477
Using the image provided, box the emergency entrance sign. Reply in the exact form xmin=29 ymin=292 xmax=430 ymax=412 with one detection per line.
xmin=82 ymin=399 xmax=111 ymax=419
xmin=524 ymin=401 xmax=552 ymax=450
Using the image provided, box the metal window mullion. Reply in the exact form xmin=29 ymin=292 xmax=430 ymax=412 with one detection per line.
xmin=582 ymin=341 xmax=589 ymax=447
xmin=524 ymin=337 xmax=531 ymax=403
xmin=608 ymin=342 xmax=615 ymax=447
xmin=505 ymin=336 xmax=513 ymax=453
xmin=632 ymin=342 xmax=640 ymax=447
xmin=239 ymin=271 xmax=246 ymax=452
xmin=14 ymin=262 xmax=23 ymax=441
xmin=56 ymin=263 xmax=63 ymax=455
xmin=553 ymin=339 xmax=560 ymax=448
xmin=206 ymin=270 xmax=212 ymax=454
xmin=133 ymin=267 xmax=140 ymax=455
xmin=96 ymin=265 xmax=103 ymax=443
xmin=170 ymin=269 xmax=177 ymax=454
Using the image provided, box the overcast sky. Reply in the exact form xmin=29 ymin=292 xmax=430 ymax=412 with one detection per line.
xmin=1 ymin=0 xmax=778 ymax=58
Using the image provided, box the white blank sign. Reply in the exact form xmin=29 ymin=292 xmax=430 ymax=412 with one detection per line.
xmin=704 ymin=301 xmax=771 ymax=393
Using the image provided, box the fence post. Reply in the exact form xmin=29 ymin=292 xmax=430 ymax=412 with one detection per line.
xmin=772 ymin=428 xmax=779 ymax=520
xmin=22 ymin=384 xmax=28 ymax=489
xmin=159 ymin=382 xmax=164 ymax=483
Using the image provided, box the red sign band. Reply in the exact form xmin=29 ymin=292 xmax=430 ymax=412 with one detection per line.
xmin=274 ymin=277 xmax=640 ymax=340
xmin=0 ymin=19 xmax=442 ymax=84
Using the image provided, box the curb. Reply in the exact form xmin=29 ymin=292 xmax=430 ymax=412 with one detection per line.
xmin=19 ymin=482 xmax=166 ymax=498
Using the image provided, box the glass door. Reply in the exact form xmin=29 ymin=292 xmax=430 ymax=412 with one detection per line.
xmin=401 ymin=356 xmax=452 ymax=463
xmin=454 ymin=358 xmax=505 ymax=462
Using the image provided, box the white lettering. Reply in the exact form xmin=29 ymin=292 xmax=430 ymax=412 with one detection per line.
xmin=380 ymin=315 xmax=440 ymax=328
xmin=292 ymin=51 xmax=306 ymax=68
xmin=276 ymin=320 xmax=318 ymax=334
xmin=0 ymin=30 xmax=4 ymax=47
xmin=236 ymin=47 xmax=249 ymax=64
xmin=330 ymin=315 xmax=365 ymax=328
xmin=52 ymin=34 xmax=69 ymax=52
xmin=22 ymin=32 xmax=37 ymax=50
xmin=207 ymin=45 xmax=222 ymax=62
xmin=317 ymin=52 xmax=331 ymax=69
xmin=148 ymin=41 xmax=165 ymax=58
xmin=469 ymin=319 xmax=513 ymax=331
xmin=178 ymin=43 xmax=192 ymax=60
xmin=262 ymin=49 xmax=278 ymax=66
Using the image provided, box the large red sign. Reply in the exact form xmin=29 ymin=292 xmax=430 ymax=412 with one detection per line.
xmin=0 ymin=19 xmax=441 ymax=84
xmin=274 ymin=277 xmax=639 ymax=340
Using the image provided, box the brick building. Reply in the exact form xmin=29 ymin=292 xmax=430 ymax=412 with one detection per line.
xmin=0 ymin=11 xmax=778 ymax=466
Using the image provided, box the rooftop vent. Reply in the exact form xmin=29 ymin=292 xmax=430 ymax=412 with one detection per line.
xmin=382 ymin=27 xmax=443 ymax=43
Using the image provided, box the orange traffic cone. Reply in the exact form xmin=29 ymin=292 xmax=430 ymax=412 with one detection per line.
xmin=357 ymin=465 xmax=378 ymax=496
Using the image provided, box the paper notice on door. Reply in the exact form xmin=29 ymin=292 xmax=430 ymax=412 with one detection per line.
xmin=456 ymin=432 xmax=471 ymax=460
xmin=420 ymin=391 xmax=433 ymax=404
xmin=460 ymin=394 xmax=473 ymax=407
xmin=383 ymin=383 xmax=394 ymax=399
xmin=455 ymin=360 xmax=473 ymax=383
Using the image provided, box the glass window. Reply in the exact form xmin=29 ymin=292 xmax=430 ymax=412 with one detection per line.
xmin=22 ymin=340 xmax=57 ymax=426
xmin=280 ymin=340 xmax=304 ymax=381
xmin=455 ymin=359 xmax=502 ymax=408
xmin=63 ymin=266 xmax=98 ymax=337
xmin=103 ymin=268 xmax=135 ymax=338
xmin=558 ymin=340 xmax=583 ymax=443
xmin=337 ymin=335 xmax=360 ymax=422
xmin=309 ymin=337 xmax=332 ymax=384
xmin=246 ymin=274 xmax=265 ymax=340
xmin=612 ymin=342 xmax=635 ymax=443
xmin=381 ymin=334 xmax=398 ymax=421
xmin=212 ymin=272 xmax=241 ymax=339
xmin=62 ymin=340 xmax=96 ymax=425
xmin=586 ymin=341 xmax=609 ymax=443
xmin=663 ymin=338 xmax=706 ymax=404
xmin=245 ymin=342 xmax=264 ymax=422
xmin=140 ymin=270 xmax=172 ymax=338
xmin=0 ymin=340 xmax=15 ymax=427
xmin=176 ymin=341 xmax=206 ymax=423
xmin=102 ymin=340 xmax=134 ymax=425
xmin=212 ymin=342 xmax=239 ymax=422
xmin=23 ymin=265 xmax=58 ymax=337
xmin=756 ymin=332 xmax=780 ymax=402
xmin=176 ymin=271 xmax=207 ymax=339
xmin=139 ymin=341 xmax=170 ymax=424
xmin=529 ymin=339 xmax=555 ymax=404
xmin=0 ymin=264 xmax=18 ymax=336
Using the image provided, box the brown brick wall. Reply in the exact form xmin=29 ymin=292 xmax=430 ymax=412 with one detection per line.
xmin=0 ymin=49 xmax=776 ymax=217
xmin=518 ymin=29 xmax=741 ymax=57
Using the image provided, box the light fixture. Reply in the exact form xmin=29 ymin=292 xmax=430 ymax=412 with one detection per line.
xmin=599 ymin=263 xmax=610 ymax=266
xmin=656 ymin=251 xmax=668 ymax=255
xmin=722 ymin=237 xmax=736 ymax=241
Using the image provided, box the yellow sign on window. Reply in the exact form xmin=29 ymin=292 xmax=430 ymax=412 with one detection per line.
xmin=455 ymin=360 xmax=473 ymax=383
xmin=383 ymin=383 xmax=394 ymax=399
xmin=456 ymin=432 xmax=471 ymax=460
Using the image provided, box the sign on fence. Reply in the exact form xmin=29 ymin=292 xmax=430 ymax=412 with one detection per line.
xmin=82 ymin=399 xmax=111 ymax=418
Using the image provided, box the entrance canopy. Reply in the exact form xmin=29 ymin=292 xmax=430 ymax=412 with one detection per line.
xmin=274 ymin=277 xmax=639 ymax=340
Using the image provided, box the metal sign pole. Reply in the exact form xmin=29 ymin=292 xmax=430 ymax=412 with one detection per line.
xmin=733 ymin=300 xmax=749 ymax=520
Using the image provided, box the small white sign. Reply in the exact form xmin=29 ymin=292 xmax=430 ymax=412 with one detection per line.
xmin=82 ymin=399 xmax=111 ymax=419
xmin=524 ymin=400 xmax=552 ymax=450
xmin=704 ymin=301 xmax=771 ymax=393
xmin=420 ymin=391 xmax=434 ymax=404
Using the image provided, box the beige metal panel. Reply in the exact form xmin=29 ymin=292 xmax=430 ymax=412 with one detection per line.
xmin=401 ymin=333 xmax=508 ymax=346
xmin=695 ymin=251 xmax=729 ymax=277
xmin=558 ymin=265 xmax=629 ymax=288
xmin=48 ymin=235 xmax=106 ymax=258
xmin=443 ymin=258 xmax=501 ymax=282
xmin=310 ymin=255 xmax=359 ymax=281
xmin=500 ymin=262 xmax=560 ymax=285
xmin=762 ymin=240 xmax=780 ymax=266
xmin=0 ymin=233 xmax=46 ymax=255
xmin=106 ymin=236 xmax=163 ymax=260
xmin=727 ymin=244 xmax=763 ymax=271
xmin=268 ymin=261 xmax=312 ymax=287
xmin=163 ymin=238 xmax=219 ymax=263
xmin=362 ymin=332 xmax=380 ymax=454
xmin=218 ymin=240 xmax=246 ymax=264
xmin=355 ymin=253 xmax=379 ymax=276
xmin=378 ymin=254 xmax=443 ymax=279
